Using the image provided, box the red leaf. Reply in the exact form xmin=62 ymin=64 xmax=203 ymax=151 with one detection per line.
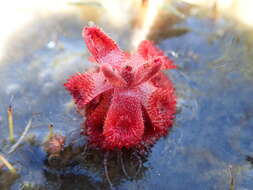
xmin=138 ymin=40 xmax=176 ymax=70
xmin=64 ymin=72 xmax=112 ymax=109
xmin=150 ymin=72 xmax=174 ymax=89
xmin=147 ymin=88 xmax=176 ymax=134
xmin=101 ymin=63 xmax=127 ymax=87
xmin=83 ymin=27 xmax=126 ymax=68
xmin=132 ymin=58 xmax=162 ymax=86
xmin=84 ymin=90 xmax=112 ymax=148
xmin=103 ymin=90 xmax=144 ymax=149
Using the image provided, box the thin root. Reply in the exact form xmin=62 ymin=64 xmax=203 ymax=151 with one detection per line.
xmin=228 ymin=165 xmax=235 ymax=190
xmin=132 ymin=152 xmax=142 ymax=178
xmin=119 ymin=151 xmax=131 ymax=179
xmin=104 ymin=151 xmax=113 ymax=189
xmin=81 ymin=144 xmax=88 ymax=158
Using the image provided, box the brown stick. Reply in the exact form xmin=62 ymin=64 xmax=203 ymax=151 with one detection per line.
xmin=8 ymin=106 xmax=14 ymax=143
xmin=0 ymin=154 xmax=16 ymax=174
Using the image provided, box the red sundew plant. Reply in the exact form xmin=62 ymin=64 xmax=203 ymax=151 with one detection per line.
xmin=64 ymin=26 xmax=176 ymax=151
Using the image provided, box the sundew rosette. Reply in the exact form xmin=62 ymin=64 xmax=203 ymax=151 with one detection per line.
xmin=65 ymin=26 xmax=177 ymax=151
